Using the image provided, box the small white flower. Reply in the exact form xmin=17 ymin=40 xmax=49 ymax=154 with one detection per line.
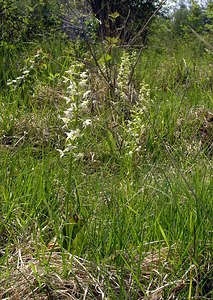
xmin=67 ymin=89 xmax=78 ymax=96
xmin=83 ymin=90 xmax=91 ymax=99
xmin=64 ymin=144 xmax=77 ymax=152
xmin=23 ymin=70 xmax=30 ymax=74
xmin=62 ymin=76 xmax=69 ymax=83
xmin=74 ymin=152 xmax=84 ymax=159
xmin=64 ymin=108 xmax=73 ymax=119
xmin=61 ymin=117 xmax=70 ymax=126
xmin=128 ymin=151 xmax=133 ymax=157
xmin=57 ymin=149 xmax=65 ymax=158
xmin=80 ymin=79 xmax=87 ymax=88
xmin=80 ymin=72 xmax=88 ymax=79
xmin=83 ymin=119 xmax=92 ymax=127
xmin=80 ymin=100 xmax=89 ymax=108
xmin=66 ymin=129 xmax=81 ymax=140
xmin=67 ymin=81 xmax=76 ymax=90
xmin=65 ymin=70 xmax=72 ymax=74
xmin=63 ymin=96 xmax=71 ymax=103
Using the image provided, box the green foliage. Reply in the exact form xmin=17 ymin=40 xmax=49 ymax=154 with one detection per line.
xmin=23 ymin=0 xmax=60 ymax=39
xmin=62 ymin=214 xmax=85 ymax=253
xmin=172 ymin=3 xmax=190 ymax=36
xmin=0 ymin=0 xmax=60 ymax=44
xmin=204 ymin=1 xmax=213 ymax=33
xmin=87 ymin=0 xmax=162 ymax=43
xmin=171 ymin=1 xmax=213 ymax=36
xmin=188 ymin=2 xmax=206 ymax=32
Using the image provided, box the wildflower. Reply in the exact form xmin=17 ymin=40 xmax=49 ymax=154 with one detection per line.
xmin=74 ymin=153 xmax=84 ymax=159
xmin=67 ymin=81 xmax=76 ymax=90
xmin=62 ymin=76 xmax=69 ymax=83
xmin=80 ymin=100 xmax=89 ymax=109
xmin=83 ymin=90 xmax=91 ymax=99
xmin=128 ymin=151 xmax=133 ymax=157
xmin=66 ymin=129 xmax=81 ymax=141
xmin=65 ymin=69 xmax=72 ymax=75
xmin=80 ymin=72 xmax=88 ymax=79
xmin=23 ymin=70 xmax=30 ymax=74
xmin=83 ymin=119 xmax=92 ymax=127
xmin=64 ymin=108 xmax=73 ymax=119
xmin=67 ymin=85 xmax=78 ymax=96
xmin=61 ymin=117 xmax=70 ymax=127
xmin=64 ymin=144 xmax=76 ymax=152
xmin=80 ymin=79 xmax=87 ymax=88
xmin=63 ymin=96 xmax=71 ymax=103
xmin=16 ymin=76 xmax=25 ymax=80
xmin=57 ymin=149 xmax=65 ymax=158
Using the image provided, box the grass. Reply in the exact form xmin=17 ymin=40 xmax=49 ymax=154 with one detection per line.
xmin=0 ymin=31 xmax=212 ymax=299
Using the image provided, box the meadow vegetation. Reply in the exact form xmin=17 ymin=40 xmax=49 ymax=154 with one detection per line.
xmin=0 ymin=1 xmax=212 ymax=299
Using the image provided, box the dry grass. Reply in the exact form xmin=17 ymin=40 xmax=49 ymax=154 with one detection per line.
xmin=175 ymin=107 xmax=213 ymax=156
xmin=0 ymin=111 xmax=65 ymax=151
xmin=0 ymin=241 xmax=199 ymax=300
xmin=31 ymin=85 xmax=64 ymax=110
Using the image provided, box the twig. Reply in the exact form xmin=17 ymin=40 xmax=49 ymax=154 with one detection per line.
xmin=127 ymin=0 xmax=166 ymax=85
xmin=129 ymin=0 xmax=167 ymax=46
xmin=189 ymin=27 xmax=213 ymax=52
